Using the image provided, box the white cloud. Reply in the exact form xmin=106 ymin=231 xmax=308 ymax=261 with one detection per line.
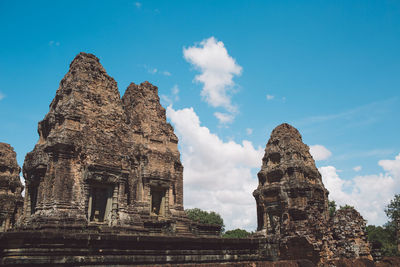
xmin=320 ymin=153 xmax=400 ymax=225
xmin=214 ymin=112 xmax=234 ymax=124
xmin=266 ymin=94 xmax=274 ymax=100
xmin=167 ymin=106 xmax=263 ymax=231
xmin=379 ymin=154 xmax=400 ymax=178
xmin=160 ymin=95 xmax=173 ymax=106
xmin=143 ymin=65 xmax=171 ymax=76
xmin=135 ymin=2 xmax=141 ymax=8
xmin=161 ymin=85 xmax=180 ymax=106
xmin=246 ymin=128 xmax=253 ymax=135
xmin=183 ymin=37 xmax=242 ymax=116
xmin=171 ymin=84 xmax=179 ymax=95
xmin=309 ymin=144 xmax=332 ymax=161
xmin=49 ymin=41 xmax=60 ymax=46
xmin=353 ymin=166 xmax=362 ymax=172
xmin=0 ymin=92 xmax=4 ymax=101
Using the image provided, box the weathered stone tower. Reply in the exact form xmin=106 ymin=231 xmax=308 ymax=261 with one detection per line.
xmin=21 ymin=53 xmax=188 ymax=234
xmin=0 ymin=143 xmax=24 ymax=232
xmin=253 ymin=123 xmax=372 ymax=263
xmin=253 ymin=123 xmax=331 ymax=263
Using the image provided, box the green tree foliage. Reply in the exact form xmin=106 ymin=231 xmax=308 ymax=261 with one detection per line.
xmin=366 ymin=194 xmax=400 ymax=256
xmin=339 ymin=204 xmax=354 ymax=210
xmin=366 ymin=224 xmax=398 ymax=256
xmin=385 ymin=194 xmax=400 ymax=223
xmin=185 ymin=208 xmax=225 ymax=233
xmin=222 ymin=228 xmax=252 ymax=238
xmin=329 ymin=200 xmax=337 ymax=217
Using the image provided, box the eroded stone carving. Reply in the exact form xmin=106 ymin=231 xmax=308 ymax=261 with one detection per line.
xmin=0 ymin=143 xmax=23 ymax=232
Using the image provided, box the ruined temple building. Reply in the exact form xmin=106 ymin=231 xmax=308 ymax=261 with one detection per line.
xmin=0 ymin=143 xmax=24 ymax=232
xmin=253 ymin=123 xmax=372 ymax=263
xmin=20 ymin=52 xmax=191 ymax=235
xmin=1 ymin=52 xmax=393 ymax=266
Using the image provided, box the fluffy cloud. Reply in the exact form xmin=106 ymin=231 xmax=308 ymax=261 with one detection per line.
xmin=309 ymin=145 xmax=332 ymax=161
xmin=167 ymin=106 xmax=263 ymax=231
xmin=214 ymin=112 xmax=234 ymax=124
xmin=353 ymin=166 xmax=362 ymax=172
xmin=266 ymin=94 xmax=274 ymax=100
xmin=320 ymin=153 xmax=400 ymax=225
xmin=183 ymin=37 xmax=242 ymax=123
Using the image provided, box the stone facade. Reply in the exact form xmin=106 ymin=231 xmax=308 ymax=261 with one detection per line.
xmin=253 ymin=123 xmax=372 ymax=263
xmin=20 ymin=52 xmax=189 ymax=235
xmin=0 ymin=143 xmax=24 ymax=232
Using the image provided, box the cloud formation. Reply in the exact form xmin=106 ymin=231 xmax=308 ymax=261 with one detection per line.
xmin=309 ymin=144 xmax=332 ymax=161
xmin=320 ymin=153 xmax=400 ymax=225
xmin=144 ymin=65 xmax=171 ymax=76
xmin=266 ymin=94 xmax=274 ymax=100
xmin=214 ymin=112 xmax=234 ymax=124
xmin=353 ymin=166 xmax=362 ymax=172
xmin=183 ymin=37 xmax=242 ymax=123
xmin=167 ymin=106 xmax=263 ymax=231
xmin=160 ymin=84 xmax=180 ymax=106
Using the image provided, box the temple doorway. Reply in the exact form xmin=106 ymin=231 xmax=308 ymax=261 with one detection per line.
xmin=150 ymin=187 xmax=166 ymax=216
xmin=88 ymin=184 xmax=113 ymax=222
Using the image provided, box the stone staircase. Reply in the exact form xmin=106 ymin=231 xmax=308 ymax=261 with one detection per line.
xmin=175 ymin=220 xmax=194 ymax=237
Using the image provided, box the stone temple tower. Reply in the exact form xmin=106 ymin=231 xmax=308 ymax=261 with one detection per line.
xmin=253 ymin=123 xmax=331 ymax=263
xmin=253 ymin=123 xmax=373 ymax=263
xmin=21 ymin=53 xmax=189 ymax=234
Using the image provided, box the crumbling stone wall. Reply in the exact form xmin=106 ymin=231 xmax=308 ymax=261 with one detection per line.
xmin=253 ymin=123 xmax=372 ymax=263
xmin=330 ymin=207 xmax=371 ymax=259
xmin=20 ymin=53 xmax=189 ymax=235
xmin=0 ymin=143 xmax=23 ymax=232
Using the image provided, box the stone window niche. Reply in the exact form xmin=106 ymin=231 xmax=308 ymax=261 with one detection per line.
xmin=88 ymin=184 xmax=114 ymax=223
xmin=150 ymin=187 xmax=166 ymax=216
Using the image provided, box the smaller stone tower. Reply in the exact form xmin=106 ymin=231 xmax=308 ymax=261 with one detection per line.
xmin=253 ymin=123 xmax=372 ymax=263
xmin=253 ymin=123 xmax=330 ymax=263
xmin=0 ymin=143 xmax=24 ymax=231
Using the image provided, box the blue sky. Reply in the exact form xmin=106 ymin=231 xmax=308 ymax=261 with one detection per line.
xmin=0 ymin=0 xmax=399 ymax=230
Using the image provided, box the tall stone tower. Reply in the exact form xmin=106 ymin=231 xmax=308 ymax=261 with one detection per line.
xmin=21 ymin=53 xmax=188 ymax=234
xmin=0 ymin=143 xmax=24 ymax=232
xmin=253 ymin=123 xmax=331 ymax=263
